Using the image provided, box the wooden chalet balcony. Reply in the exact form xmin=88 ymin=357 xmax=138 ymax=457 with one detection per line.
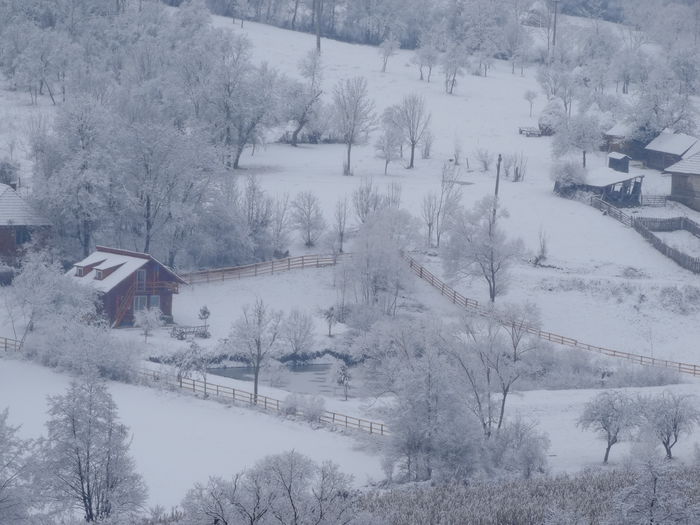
xmin=135 ymin=281 xmax=180 ymax=294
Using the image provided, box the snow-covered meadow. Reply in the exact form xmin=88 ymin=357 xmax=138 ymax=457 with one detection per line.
xmin=3 ymin=2 xmax=700 ymax=518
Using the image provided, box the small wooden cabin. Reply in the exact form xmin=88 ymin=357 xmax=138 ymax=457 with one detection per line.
xmin=70 ymin=246 xmax=186 ymax=327
xmin=0 ymin=183 xmax=51 ymax=265
xmin=644 ymin=132 xmax=698 ymax=171
xmin=665 ymin=153 xmax=700 ymax=211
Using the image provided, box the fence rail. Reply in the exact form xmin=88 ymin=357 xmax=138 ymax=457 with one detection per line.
xmin=180 ymin=254 xmax=348 ymax=284
xmin=641 ymin=195 xmax=668 ymax=207
xmin=138 ymin=368 xmax=387 ymax=435
xmin=403 ymin=255 xmax=700 ymax=377
xmin=0 ymin=337 xmax=22 ymax=352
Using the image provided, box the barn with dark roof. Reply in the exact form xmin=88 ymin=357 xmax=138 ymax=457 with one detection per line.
xmin=0 ymin=183 xmax=51 ymax=264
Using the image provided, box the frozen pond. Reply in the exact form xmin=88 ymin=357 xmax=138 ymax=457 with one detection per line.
xmin=210 ymin=363 xmax=344 ymax=397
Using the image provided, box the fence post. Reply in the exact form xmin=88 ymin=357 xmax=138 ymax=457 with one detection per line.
xmin=288 ymin=258 xmax=291 ymax=270
xmin=204 ymin=380 xmax=207 ymax=397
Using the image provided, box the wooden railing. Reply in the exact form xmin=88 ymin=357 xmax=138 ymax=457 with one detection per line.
xmin=641 ymin=195 xmax=668 ymax=207
xmin=181 ymin=254 xmax=349 ymax=285
xmin=138 ymin=368 xmax=387 ymax=435
xmin=0 ymin=336 xmax=22 ymax=352
xmin=590 ymin=197 xmax=633 ymax=226
xmin=403 ymin=255 xmax=700 ymax=377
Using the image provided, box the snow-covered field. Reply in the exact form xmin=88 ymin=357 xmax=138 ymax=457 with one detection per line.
xmin=4 ymin=7 xmax=700 ymax=511
xmin=656 ymin=230 xmax=700 ymax=259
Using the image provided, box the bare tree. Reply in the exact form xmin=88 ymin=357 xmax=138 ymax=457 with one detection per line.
xmin=387 ymin=94 xmax=431 ymax=169
xmin=291 ymin=191 xmax=326 ymax=247
xmin=421 ymin=192 xmax=438 ymax=247
xmin=334 ymin=196 xmax=349 ymax=253
xmin=229 ymin=300 xmax=283 ymax=400
xmin=578 ymin=391 xmax=637 ymax=463
xmin=333 ymin=77 xmax=376 ymax=175
xmin=434 ymin=164 xmax=462 ymax=248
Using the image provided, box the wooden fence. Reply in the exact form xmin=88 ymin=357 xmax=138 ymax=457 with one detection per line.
xmin=138 ymin=368 xmax=387 ymax=435
xmin=181 ymin=254 xmax=349 ymax=284
xmin=0 ymin=336 xmax=22 ymax=352
xmin=640 ymin=195 xmax=668 ymax=207
xmin=403 ymin=255 xmax=700 ymax=377
xmin=590 ymin=198 xmax=700 ymax=274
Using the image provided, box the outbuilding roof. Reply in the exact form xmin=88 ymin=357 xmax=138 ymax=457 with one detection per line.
xmin=608 ymin=152 xmax=630 ymax=160
xmin=645 ymin=132 xmax=698 ymax=157
xmin=605 ymin=122 xmax=632 ymax=138
xmin=0 ymin=184 xmax=51 ymax=226
xmin=586 ymin=167 xmax=642 ymax=188
xmin=69 ymin=246 xmax=185 ymax=293
xmin=664 ymin=152 xmax=700 ymax=176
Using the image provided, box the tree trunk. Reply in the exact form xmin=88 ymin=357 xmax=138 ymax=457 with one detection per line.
xmin=583 ymin=149 xmax=587 ymax=168
xmin=408 ymin=142 xmax=416 ymax=168
xmin=291 ymin=0 xmax=300 ymax=29
xmin=345 ymin=142 xmax=352 ymax=175
xmin=604 ymin=442 xmax=612 ymax=463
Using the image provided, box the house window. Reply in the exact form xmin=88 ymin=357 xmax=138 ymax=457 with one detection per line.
xmin=94 ymin=269 xmax=103 ymax=280
xmin=133 ymin=295 xmax=148 ymax=312
xmin=75 ymin=267 xmax=84 ymax=277
xmin=149 ymin=295 xmax=161 ymax=310
xmin=136 ymin=269 xmax=146 ymax=291
xmin=15 ymin=227 xmax=31 ymax=246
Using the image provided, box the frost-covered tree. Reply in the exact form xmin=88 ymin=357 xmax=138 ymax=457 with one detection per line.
xmin=283 ymin=309 xmax=315 ymax=364
xmin=385 ymin=94 xmax=431 ymax=169
xmin=333 ymin=361 xmax=352 ymax=401
xmin=441 ymin=43 xmax=466 ymax=95
xmin=0 ymin=409 xmax=34 ymax=524
xmin=287 ymin=49 xmax=324 ymax=147
xmin=181 ymin=451 xmax=357 ymax=525
xmin=637 ymin=392 xmax=700 ymax=459
xmin=552 ymin=113 xmax=602 ymax=167
xmin=228 ymin=300 xmax=283 ymax=400
xmin=333 ymin=77 xmax=376 ymax=175
xmin=333 ymin=196 xmax=349 ymax=253
xmin=524 ymin=90 xmax=538 ymax=117
xmin=412 ymin=39 xmax=439 ymax=82
xmin=444 ymin=197 xmax=524 ymax=303
xmin=578 ymin=391 xmax=637 ymax=463
xmin=291 ymin=191 xmax=326 ymax=247
xmin=133 ymin=307 xmax=164 ymax=343
xmin=40 ymin=379 xmax=146 ymax=522
xmin=375 ymin=112 xmax=403 ymax=174
xmin=379 ymin=36 xmax=400 ymax=73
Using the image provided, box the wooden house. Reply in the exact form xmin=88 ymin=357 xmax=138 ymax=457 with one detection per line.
xmin=665 ymin=152 xmax=700 ymax=211
xmin=0 ymin=183 xmax=51 ymax=265
xmin=608 ymin=152 xmax=630 ymax=173
xmin=644 ymin=132 xmax=698 ymax=170
xmin=70 ymin=246 xmax=186 ymax=327
xmin=602 ymin=122 xmax=645 ymax=158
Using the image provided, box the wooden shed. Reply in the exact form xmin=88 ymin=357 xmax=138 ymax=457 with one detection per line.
xmin=70 ymin=246 xmax=186 ymax=327
xmin=608 ymin=152 xmax=630 ymax=173
xmin=554 ymin=167 xmax=644 ymax=207
xmin=644 ymin=132 xmax=698 ymax=170
xmin=665 ymin=152 xmax=700 ymax=211
xmin=0 ymin=183 xmax=51 ymax=265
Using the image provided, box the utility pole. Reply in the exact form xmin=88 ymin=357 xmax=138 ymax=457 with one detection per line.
xmin=492 ymin=154 xmax=502 ymax=229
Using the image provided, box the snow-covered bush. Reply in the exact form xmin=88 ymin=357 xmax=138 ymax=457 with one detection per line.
xmin=487 ymin=418 xmax=550 ymax=479
xmin=551 ymin=160 xmax=586 ymax=192
xmin=300 ymin=395 xmax=326 ymax=423
xmin=133 ymin=307 xmax=164 ymax=343
xmin=538 ymin=99 xmax=565 ymax=136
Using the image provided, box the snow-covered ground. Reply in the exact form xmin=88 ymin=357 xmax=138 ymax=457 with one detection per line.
xmin=3 ymin=355 xmax=700 ymax=510
xmin=656 ymin=230 xmax=700 ymax=259
xmin=0 ymin=357 xmax=383 ymax=508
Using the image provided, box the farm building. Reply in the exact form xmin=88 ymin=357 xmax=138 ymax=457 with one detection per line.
xmin=665 ymin=152 xmax=700 ymax=211
xmin=69 ymin=246 xmax=186 ymax=327
xmin=554 ymin=167 xmax=644 ymax=207
xmin=608 ymin=152 xmax=630 ymax=173
xmin=644 ymin=132 xmax=698 ymax=170
xmin=0 ymin=183 xmax=51 ymax=264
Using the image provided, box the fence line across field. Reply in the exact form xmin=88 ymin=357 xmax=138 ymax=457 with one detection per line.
xmin=181 ymin=253 xmax=351 ymax=284
xmin=402 ymin=255 xmax=700 ymax=377
xmin=137 ymin=368 xmax=387 ymax=436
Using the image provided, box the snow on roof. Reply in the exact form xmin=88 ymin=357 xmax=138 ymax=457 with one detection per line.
xmin=0 ymin=184 xmax=51 ymax=226
xmin=69 ymin=250 xmax=148 ymax=293
xmin=664 ymin=152 xmax=700 ymax=176
xmin=645 ymin=132 xmax=698 ymax=156
xmin=682 ymin=140 xmax=700 ymax=160
xmin=585 ymin=167 xmax=641 ymax=187
xmin=608 ymin=152 xmax=630 ymax=160
xmin=605 ymin=122 xmax=632 ymax=138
